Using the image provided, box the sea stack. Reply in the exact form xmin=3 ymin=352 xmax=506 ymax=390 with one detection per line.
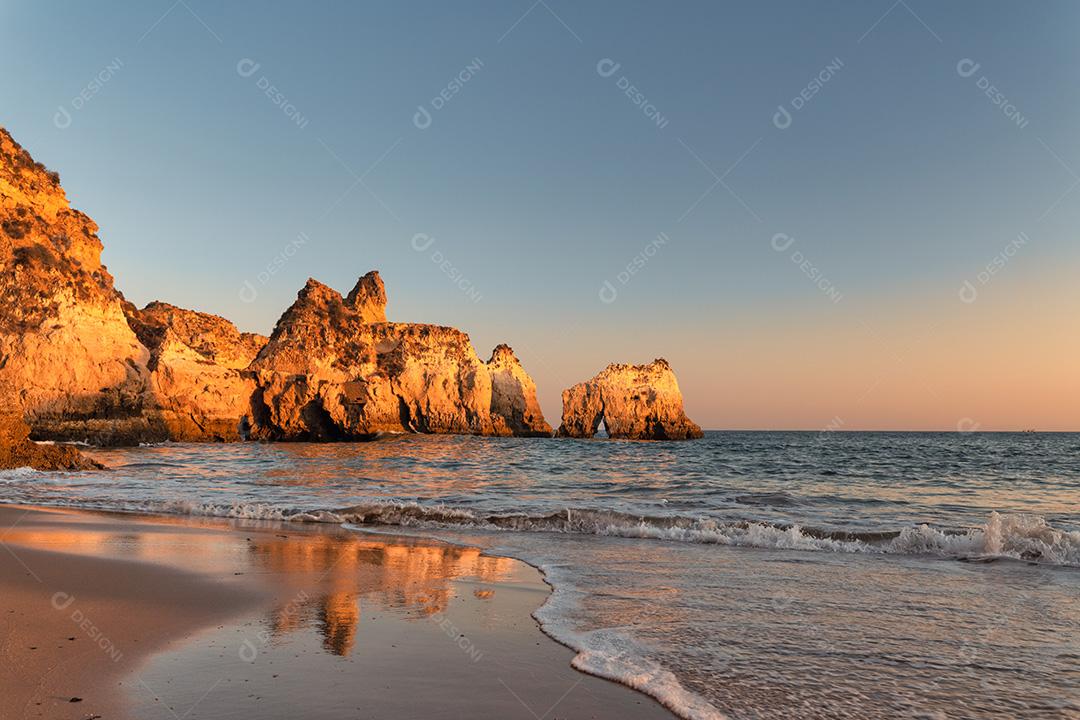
xmin=248 ymin=276 xmax=552 ymax=439
xmin=556 ymin=359 xmax=703 ymax=440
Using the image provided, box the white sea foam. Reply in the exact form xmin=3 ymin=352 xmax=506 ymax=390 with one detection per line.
xmin=78 ymin=498 xmax=1080 ymax=568
xmin=7 ymin=489 xmax=1077 ymax=568
xmin=528 ymin=562 xmax=727 ymax=720
xmin=0 ymin=467 xmax=41 ymax=479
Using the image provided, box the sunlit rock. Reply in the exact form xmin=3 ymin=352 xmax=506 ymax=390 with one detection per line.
xmin=557 ymin=359 xmax=703 ymax=440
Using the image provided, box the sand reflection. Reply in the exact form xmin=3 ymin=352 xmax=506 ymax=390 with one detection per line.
xmin=247 ymin=531 xmax=514 ymax=656
xmin=1 ymin=508 xmax=515 ymax=659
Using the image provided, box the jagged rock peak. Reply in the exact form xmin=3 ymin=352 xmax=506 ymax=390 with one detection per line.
xmin=344 ymin=270 xmax=387 ymax=323
xmin=488 ymin=343 xmax=518 ymax=363
xmin=247 ymin=274 xmax=553 ymax=439
xmin=557 ymin=358 xmax=702 ymax=440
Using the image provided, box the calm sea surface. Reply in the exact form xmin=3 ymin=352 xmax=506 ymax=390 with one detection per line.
xmin=3 ymin=431 xmax=1078 ymax=719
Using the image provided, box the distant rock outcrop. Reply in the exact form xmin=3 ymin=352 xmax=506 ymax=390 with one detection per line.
xmin=248 ymin=277 xmax=551 ymax=439
xmin=556 ymin=359 xmax=703 ymax=440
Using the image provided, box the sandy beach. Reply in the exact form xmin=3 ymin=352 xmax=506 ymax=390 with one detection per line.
xmin=0 ymin=504 xmax=673 ymax=720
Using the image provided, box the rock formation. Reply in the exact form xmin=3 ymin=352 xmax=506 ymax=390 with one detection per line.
xmin=248 ymin=276 xmax=552 ymax=439
xmin=124 ymin=301 xmax=266 ymax=441
xmin=556 ymin=359 xmax=703 ymax=440
xmin=486 ymin=344 xmax=551 ymax=437
xmin=1 ymin=127 xmax=553 ymax=445
xmin=0 ymin=390 xmax=101 ymax=470
xmin=0 ymin=127 xmax=149 ymax=442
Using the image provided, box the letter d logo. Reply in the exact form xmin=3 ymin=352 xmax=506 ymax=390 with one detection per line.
xmin=53 ymin=106 xmax=72 ymax=130
xmin=956 ymin=58 xmax=980 ymax=78
xmin=413 ymin=105 xmax=432 ymax=130
xmin=236 ymin=58 xmax=261 ymax=78
xmin=411 ymin=233 xmax=435 ymax=252
xmin=770 ymin=233 xmax=795 ymax=252
xmin=51 ymin=592 xmax=74 ymax=610
xmin=598 ymin=280 xmax=618 ymax=304
xmin=773 ymin=105 xmax=792 ymax=130
xmin=596 ymin=58 xmax=621 ymax=78
xmin=957 ymin=280 xmax=978 ymax=304
xmin=239 ymin=280 xmax=258 ymax=304
xmin=239 ymin=639 xmax=258 ymax=663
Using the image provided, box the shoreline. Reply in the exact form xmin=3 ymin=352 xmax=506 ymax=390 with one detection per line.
xmin=0 ymin=503 xmax=675 ymax=719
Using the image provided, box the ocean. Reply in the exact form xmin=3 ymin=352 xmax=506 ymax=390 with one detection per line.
xmin=4 ymin=431 xmax=1078 ymax=719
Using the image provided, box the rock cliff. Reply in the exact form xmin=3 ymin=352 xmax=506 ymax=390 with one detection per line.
xmin=0 ymin=128 xmax=149 ymax=441
xmin=556 ymin=359 xmax=703 ymax=440
xmin=0 ymin=126 xmax=592 ymax=447
xmin=2 ymin=128 xmax=554 ymax=444
xmin=248 ymin=276 xmax=551 ymax=439
xmin=124 ymin=301 xmax=266 ymax=441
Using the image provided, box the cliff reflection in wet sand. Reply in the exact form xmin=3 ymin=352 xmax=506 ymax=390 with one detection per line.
xmin=0 ymin=509 xmax=516 ymax=660
xmin=247 ymin=531 xmax=516 ymax=657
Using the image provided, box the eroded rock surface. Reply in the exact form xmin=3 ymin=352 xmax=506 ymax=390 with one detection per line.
xmin=557 ymin=359 xmax=703 ymax=440
xmin=0 ymin=126 xmax=558 ymax=445
xmin=0 ymin=391 xmax=101 ymax=470
xmin=0 ymin=128 xmax=149 ymax=441
xmin=249 ymin=278 xmax=551 ymax=439
xmin=124 ymin=302 xmax=266 ymax=441
xmin=487 ymin=344 xmax=552 ymax=437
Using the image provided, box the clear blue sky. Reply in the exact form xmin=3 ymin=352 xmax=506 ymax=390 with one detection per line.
xmin=4 ymin=1 xmax=1079 ymax=429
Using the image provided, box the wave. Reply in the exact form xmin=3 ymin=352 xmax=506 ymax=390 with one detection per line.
xmin=330 ymin=503 xmax=1079 ymax=566
xmin=5 ymin=488 xmax=1076 ymax=567
xmin=108 ymin=499 xmax=1080 ymax=568
xmin=531 ymin=564 xmax=727 ymax=720
xmin=0 ymin=467 xmax=42 ymax=479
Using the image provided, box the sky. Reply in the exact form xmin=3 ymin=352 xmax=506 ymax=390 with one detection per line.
xmin=3 ymin=1 xmax=1079 ymax=430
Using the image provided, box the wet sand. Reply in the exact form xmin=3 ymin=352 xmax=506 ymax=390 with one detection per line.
xmin=0 ymin=505 xmax=673 ymax=719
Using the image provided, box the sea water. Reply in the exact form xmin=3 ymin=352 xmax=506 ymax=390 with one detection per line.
xmin=3 ymin=431 xmax=1078 ymax=718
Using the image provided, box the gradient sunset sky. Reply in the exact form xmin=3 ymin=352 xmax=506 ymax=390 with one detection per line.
xmin=3 ymin=1 xmax=1079 ymax=430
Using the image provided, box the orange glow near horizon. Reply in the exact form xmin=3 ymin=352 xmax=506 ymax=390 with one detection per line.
xmin=668 ymin=269 xmax=1080 ymax=431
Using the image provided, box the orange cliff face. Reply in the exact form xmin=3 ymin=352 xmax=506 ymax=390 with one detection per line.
xmin=0 ymin=127 xmax=551 ymax=445
xmin=248 ymin=275 xmax=553 ymax=439
xmin=0 ymin=127 xmax=150 ymax=437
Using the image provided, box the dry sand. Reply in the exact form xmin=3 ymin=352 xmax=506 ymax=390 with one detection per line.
xmin=0 ymin=505 xmax=673 ymax=719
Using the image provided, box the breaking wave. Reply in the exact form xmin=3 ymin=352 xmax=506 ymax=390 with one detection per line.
xmin=119 ymin=499 xmax=1080 ymax=567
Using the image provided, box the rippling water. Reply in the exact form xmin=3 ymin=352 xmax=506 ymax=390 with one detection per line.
xmin=4 ymin=431 xmax=1079 ymax=718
